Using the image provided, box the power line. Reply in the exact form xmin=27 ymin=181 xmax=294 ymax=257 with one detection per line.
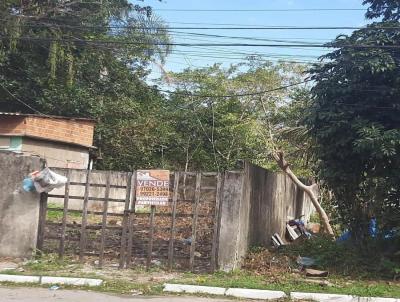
xmin=1 ymin=19 xmax=399 ymax=30
xmin=154 ymin=8 xmax=365 ymax=12
xmin=158 ymin=79 xmax=311 ymax=98
xmin=0 ymin=82 xmax=46 ymax=115
xmin=3 ymin=36 xmax=400 ymax=49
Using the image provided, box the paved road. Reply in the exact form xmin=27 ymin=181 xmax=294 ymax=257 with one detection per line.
xmin=0 ymin=287 xmax=236 ymax=302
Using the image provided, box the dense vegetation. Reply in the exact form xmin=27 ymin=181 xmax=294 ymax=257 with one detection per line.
xmin=0 ymin=0 xmax=399 ymax=252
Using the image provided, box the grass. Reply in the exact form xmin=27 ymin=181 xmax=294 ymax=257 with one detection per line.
xmin=173 ymin=270 xmax=400 ymax=298
xmin=46 ymin=203 xmax=82 ymax=221
xmin=2 ymin=252 xmax=400 ymax=298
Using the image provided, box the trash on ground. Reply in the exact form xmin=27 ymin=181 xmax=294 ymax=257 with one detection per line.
xmin=130 ymin=290 xmax=143 ymax=296
xmin=286 ymin=224 xmax=300 ymax=241
xmin=288 ymin=218 xmax=312 ymax=239
xmin=49 ymin=285 xmax=61 ymax=291
xmin=303 ymin=278 xmax=333 ymax=287
xmin=296 ymin=256 xmax=316 ymax=267
xmin=305 ymin=268 xmax=329 ymax=278
xmin=271 ymin=233 xmax=285 ymax=247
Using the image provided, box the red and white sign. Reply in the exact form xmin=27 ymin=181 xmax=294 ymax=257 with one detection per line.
xmin=136 ymin=170 xmax=170 ymax=206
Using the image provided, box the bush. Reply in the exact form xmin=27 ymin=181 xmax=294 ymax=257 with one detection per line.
xmin=279 ymin=235 xmax=400 ymax=279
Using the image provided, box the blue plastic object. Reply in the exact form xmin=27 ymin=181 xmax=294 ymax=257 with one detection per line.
xmin=22 ymin=177 xmax=35 ymax=192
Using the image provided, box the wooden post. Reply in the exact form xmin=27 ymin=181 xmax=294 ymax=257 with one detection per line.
xmin=59 ymin=169 xmax=71 ymax=259
xmin=189 ymin=172 xmax=202 ymax=272
xmin=99 ymin=171 xmax=111 ymax=268
xmin=126 ymin=172 xmax=137 ymax=268
xmin=36 ymin=192 xmax=48 ymax=254
xmin=146 ymin=205 xmax=156 ymax=271
xmin=210 ymin=173 xmax=223 ymax=272
xmin=118 ymin=172 xmax=133 ymax=269
xmin=168 ymin=172 xmax=180 ymax=270
xmin=79 ymin=169 xmax=91 ymax=263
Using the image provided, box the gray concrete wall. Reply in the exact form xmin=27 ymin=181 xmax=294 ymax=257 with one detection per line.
xmin=0 ymin=152 xmax=43 ymax=258
xmin=217 ymin=162 xmax=314 ymax=271
xmin=22 ymin=137 xmax=89 ymax=169
xmin=217 ymin=171 xmax=246 ymax=271
xmin=246 ymin=162 xmax=314 ymax=246
xmin=49 ymin=168 xmax=129 ymax=213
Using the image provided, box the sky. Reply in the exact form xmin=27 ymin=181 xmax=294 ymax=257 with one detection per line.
xmin=144 ymin=0 xmax=370 ymax=81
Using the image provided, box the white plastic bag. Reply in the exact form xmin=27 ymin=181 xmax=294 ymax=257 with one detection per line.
xmin=32 ymin=168 xmax=68 ymax=193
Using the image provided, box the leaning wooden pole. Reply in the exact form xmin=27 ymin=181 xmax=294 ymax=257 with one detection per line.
xmin=273 ymin=151 xmax=335 ymax=237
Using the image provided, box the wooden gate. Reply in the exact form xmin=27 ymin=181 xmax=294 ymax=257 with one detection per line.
xmin=37 ymin=168 xmax=222 ymax=272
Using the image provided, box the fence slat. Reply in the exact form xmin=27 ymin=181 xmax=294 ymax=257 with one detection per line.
xmin=59 ymin=169 xmax=71 ymax=258
xmin=168 ymin=172 xmax=180 ymax=270
xmin=79 ymin=169 xmax=91 ymax=263
xmin=146 ymin=205 xmax=156 ymax=271
xmin=126 ymin=172 xmax=137 ymax=268
xmin=99 ymin=171 xmax=111 ymax=268
xmin=189 ymin=172 xmax=202 ymax=271
xmin=119 ymin=172 xmax=133 ymax=269
xmin=210 ymin=173 xmax=223 ymax=272
xmin=36 ymin=192 xmax=48 ymax=253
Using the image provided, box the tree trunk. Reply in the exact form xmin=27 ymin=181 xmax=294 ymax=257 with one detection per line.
xmin=273 ymin=151 xmax=335 ymax=237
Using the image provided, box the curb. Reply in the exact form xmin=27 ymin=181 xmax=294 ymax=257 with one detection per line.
xmin=163 ymin=284 xmax=226 ymax=295
xmin=0 ymin=274 xmax=40 ymax=283
xmin=291 ymin=292 xmax=400 ymax=302
xmin=164 ymin=284 xmax=400 ymax=301
xmin=0 ymin=274 xmax=102 ymax=287
xmin=226 ymin=288 xmax=286 ymax=300
xmin=163 ymin=283 xmax=287 ymax=300
xmin=291 ymin=292 xmax=354 ymax=302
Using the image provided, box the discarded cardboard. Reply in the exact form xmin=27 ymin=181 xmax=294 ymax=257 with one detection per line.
xmin=305 ymin=268 xmax=329 ymax=278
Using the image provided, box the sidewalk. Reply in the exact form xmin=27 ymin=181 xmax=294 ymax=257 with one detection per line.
xmin=0 ymin=287 xmax=234 ymax=302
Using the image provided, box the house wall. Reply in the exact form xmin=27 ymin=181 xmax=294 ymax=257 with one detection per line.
xmin=0 ymin=152 xmax=44 ymax=258
xmin=0 ymin=115 xmax=95 ymax=147
xmin=21 ymin=137 xmax=89 ymax=169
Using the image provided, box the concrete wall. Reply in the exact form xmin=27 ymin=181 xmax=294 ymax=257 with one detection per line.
xmin=217 ymin=171 xmax=248 ymax=271
xmin=0 ymin=152 xmax=43 ymax=258
xmin=246 ymin=163 xmax=313 ymax=246
xmin=217 ymin=162 xmax=314 ymax=271
xmin=22 ymin=138 xmax=89 ymax=169
xmin=49 ymin=168 xmax=129 ymax=213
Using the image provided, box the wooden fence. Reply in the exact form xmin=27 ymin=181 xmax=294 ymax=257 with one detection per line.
xmin=35 ymin=163 xmax=315 ymax=272
xmin=37 ymin=169 xmax=222 ymax=272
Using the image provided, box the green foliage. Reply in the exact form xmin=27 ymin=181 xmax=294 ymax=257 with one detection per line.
xmin=281 ymin=235 xmax=400 ymax=278
xmin=308 ymin=20 xmax=400 ymax=238
xmin=364 ymin=0 xmax=400 ymax=21
xmin=162 ymin=61 xmax=312 ymax=172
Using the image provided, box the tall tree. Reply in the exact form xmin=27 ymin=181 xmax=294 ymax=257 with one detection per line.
xmin=363 ymin=0 xmax=400 ymax=21
xmin=0 ymin=0 xmax=173 ymax=170
xmin=308 ymin=19 xmax=400 ymax=238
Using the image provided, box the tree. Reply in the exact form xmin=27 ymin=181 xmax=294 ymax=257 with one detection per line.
xmin=363 ymin=0 xmax=400 ymax=21
xmin=308 ymin=21 xmax=400 ymax=239
xmin=0 ymin=0 xmax=172 ymax=170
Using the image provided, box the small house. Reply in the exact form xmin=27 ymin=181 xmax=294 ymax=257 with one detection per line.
xmin=0 ymin=112 xmax=95 ymax=169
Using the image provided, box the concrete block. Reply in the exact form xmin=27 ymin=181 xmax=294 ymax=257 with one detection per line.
xmin=41 ymin=276 xmax=103 ymax=287
xmin=163 ymin=284 xmax=226 ymax=295
xmin=226 ymin=288 xmax=286 ymax=300
xmin=0 ymin=274 xmax=40 ymax=283
xmin=291 ymin=292 xmax=354 ymax=302
xmin=356 ymin=298 xmax=400 ymax=302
